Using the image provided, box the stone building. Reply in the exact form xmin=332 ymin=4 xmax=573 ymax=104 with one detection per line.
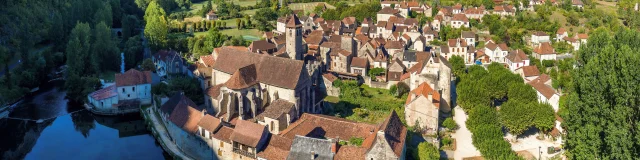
xmin=405 ymin=82 xmax=441 ymax=135
xmin=285 ymin=14 xmax=304 ymax=60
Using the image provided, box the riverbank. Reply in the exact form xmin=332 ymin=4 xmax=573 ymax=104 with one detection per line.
xmin=142 ymin=104 xmax=194 ymax=160
xmin=84 ymin=103 xmax=141 ymax=116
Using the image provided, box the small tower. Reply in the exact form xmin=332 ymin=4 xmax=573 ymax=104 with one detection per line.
xmin=286 ymin=14 xmax=303 ymax=60
xmin=341 ymin=35 xmax=355 ymax=55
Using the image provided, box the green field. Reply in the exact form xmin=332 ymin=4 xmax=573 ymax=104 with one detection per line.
xmin=194 ymin=28 xmax=262 ymax=40
xmin=324 ymin=84 xmax=406 ymax=124
xmin=288 ymin=2 xmax=336 ymax=12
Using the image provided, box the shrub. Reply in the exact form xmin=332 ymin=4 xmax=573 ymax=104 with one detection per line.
xmin=442 ymin=117 xmax=458 ymax=130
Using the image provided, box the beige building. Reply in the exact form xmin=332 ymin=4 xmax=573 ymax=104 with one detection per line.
xmin=405 ymin=82 xmax=441 ymax=135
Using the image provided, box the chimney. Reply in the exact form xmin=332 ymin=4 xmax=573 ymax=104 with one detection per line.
xmin=331 ymin=137 xmax=340 ymax=153
xmin=310 ymin=151 xmax=316 ymax=159
xmin=428 ymin=92 xmax=433 ymax=102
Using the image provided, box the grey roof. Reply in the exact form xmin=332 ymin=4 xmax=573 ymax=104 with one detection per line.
xmin=403 ymin=51 xmax=418 ymax=62
xmin=287 ymin=136 xmax=335 ymax=160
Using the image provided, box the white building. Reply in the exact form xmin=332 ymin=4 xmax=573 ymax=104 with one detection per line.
xmin=87 ymin=69 xmax=153 ymax=110
xmin=532 ymin=42 xmax=556 ymax=62
xmin=506 ymin=49 xmax=530 ymax=71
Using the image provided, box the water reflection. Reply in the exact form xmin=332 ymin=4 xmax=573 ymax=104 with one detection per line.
xmin=0 ymin=81 xmax=168 ymax=160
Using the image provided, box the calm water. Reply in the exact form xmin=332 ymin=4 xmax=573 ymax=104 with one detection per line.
xmin=0 ymin=81 xmax=169 ymax=160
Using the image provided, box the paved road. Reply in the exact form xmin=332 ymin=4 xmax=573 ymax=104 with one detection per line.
xmin=452 ymin=107 xmax=482 ymax=160
xmin=146 ymin=107 xmax=194 ymax=160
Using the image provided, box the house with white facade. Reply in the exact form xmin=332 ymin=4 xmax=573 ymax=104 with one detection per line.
xmin=450 ymin=14 xmax=470 ymax=28
xmin=87 ymin=69 xmax=152 ymax=110
xmin=506 ymin=49 xmax=530 ymax=71
xmin=531 ymin=31 xmax=551 ymax=45
xmin=461 ymin=31 xmax=476 ymax=47
xmin=556 ymin=28 xmax=568 ymax=42
xmin=153 ymin=50 xmax=184 ymax=77
xmin=483 ymin=42 xmax=509 ymax=63
xmin=529 ymin=76 xmax=560 ymax=111
xmin=532 ymin=42 xmax=556 ymax=61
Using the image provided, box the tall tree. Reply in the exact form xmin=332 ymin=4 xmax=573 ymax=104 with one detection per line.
xmin=121 ymin=15 xmax=139 ymax=41
xmin=144 ymin=1 xmax=169 ymax=51
xmin=92 ymin=22 xmax=119 ymax=72
xmin=94 ymin=2 xmax=113 ymax=26
xmin=66 ymin=22 xmax=93 ymax=76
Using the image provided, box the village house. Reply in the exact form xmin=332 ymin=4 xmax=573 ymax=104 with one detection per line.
xmin=506 ymin=49 xmax=530 ymax=71
xmin=406 ymin=52 xmax=453 ymax=112
xmin=563 ymin=36 xmax=581 ymax=51
xmin=452 ymin=3 xmax=463 ymax=14
xmin=572 ymin=0 xmax=584 ymax=9
xmin=230 ymin=120 xmax=270 ymax=159
xmin=532 ymin=42 xmax=556 ymax=61
xmin=575 ymin=33 xmax=588 ymax=44
xmin=405 ymin=82 xmax=441 ymax=135
xmin=413 ymin=36 xmax=427 ymax=51
xmin=249 ymin=40 xmax=278 ymax=55
xmin=385 ymin=40 xmax=406 ymax=58
xmin=529 ymin=75 xmax=560 ymax=111
xmin=531 ymin=31 xmax=551 ymax=45
xmin=556 ymin=28 xmax=568 ymax=42
xmin=464 ymin=6 xmax=487 ymax=20
xmin=320 ymin=73 xmax=340 ymax=97
xmin=158 ymin=94 xmax=212 ymax=159
xmin=450 ymin=14 xmax=470 ymax=28
xmin=287 ymin=136 xmax=336 ymax=160
xmin=206 ymin=10 xmax=218 ymax=20
xmin=350 ymin=57 xmax=369 ymax=77
xmin=483 ymin=41 xmax=510 ymax=63
xmin=377 ymin=7 xmax=401 ymax=22
xmin=517 ymin=65 xmax=541 ymax=82
xmin=493 ymin=5 xmax=516 ymax=17
xmin=461 ymin=31 xmax=476 ymax=47
xmin=153 ymin=50 xmax=185 ymax=77
xmin=441 ymin=38 xmax=470 ymax=62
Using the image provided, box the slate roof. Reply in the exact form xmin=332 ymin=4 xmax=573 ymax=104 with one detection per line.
xmin=402 ymin=51 xmax=418 ymax=62
xmin=213 ymin=48 xmax=307 ymax=89
xmin=256 ymin=99 xmax=295 ymax=121
xmin=115 ymin=69 xmax=152 ymax=87
xmin=230 ymin=119 xmax=266 ymax=147
xmin=351 ymin=57 xmax=369 ymax=68
xmin=287 ymin=136 xmax=335 ymax=160
xmin=154 ymin=50 xmax=180 ymax=62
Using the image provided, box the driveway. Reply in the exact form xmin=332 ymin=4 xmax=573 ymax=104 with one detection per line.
xmin=452 ymin=107 xmax=482 ymax=159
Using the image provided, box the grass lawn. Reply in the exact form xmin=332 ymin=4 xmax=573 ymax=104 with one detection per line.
xmin=324 ymin=84 xmax=406 ymax=124
xmin=99 ymin=70 xmax=118 ymax=82
xmin=241 ymin=9 xmax=258 ymax=15
xmin=289 ymin=2 xmax=336 ymax=12
xmin=194 ymin=28 xmax=262 ymax=40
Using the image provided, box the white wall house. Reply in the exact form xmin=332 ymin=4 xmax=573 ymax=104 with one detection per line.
xmin=506 ymin=50 xmax=530 ymax=71
xmin=532 ymin=42 xmax=556 ymax=62
xmin=87 ymin=85 xmax=119 ymax=109
xmin=484 ymin=42 xmax=509 ymax=63
xmin=115 ymin=69 xmax=153 ymax=105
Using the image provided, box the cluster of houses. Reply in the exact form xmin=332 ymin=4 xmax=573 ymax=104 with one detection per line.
xmin=140 ymin=0 xmax=594 ymax=159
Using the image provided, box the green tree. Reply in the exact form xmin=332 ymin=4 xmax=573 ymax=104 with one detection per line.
xmin=124 ymin=35 xmax=143 ymax=69
xmin=144 ymin=1 xmax=169 ymax=51
xmin=92 ymin=22 xmax=119 ymax=72
xmin=449 ymin=55 xmax=465 ymax=77
xmin=66 ymin=22 xmax=93 ymax=76
xmin=141 ymin=58 xmax=156 ymax=72
xmin=442 ymin=117 xmax=458 ymax=130
xmin=415 ymin=142 xmax=440 ymax=160
xmin=121 ymin=15 xmax=139 ymax=41
xmin=94 ymin=2 xmax=113 ymax=26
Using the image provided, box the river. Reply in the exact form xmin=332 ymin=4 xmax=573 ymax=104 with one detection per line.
xmin=0 ymin=81 xmax=169 ymax=160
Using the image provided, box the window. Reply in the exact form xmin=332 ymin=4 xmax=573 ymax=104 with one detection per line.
xmin=101 ymin=102 xmax=104 ymax=106
xmin=220 ymin=141 xmax=224 ymax=147
xmin=132 ymin=87 xmax=135 ymax=91
xmin=122 ymin=88 xmax=125 ymax=93
xmin=128 ymin=94 xmax=130 ymax=98
xmin=218 ymin=149 xmax=222 ymax=156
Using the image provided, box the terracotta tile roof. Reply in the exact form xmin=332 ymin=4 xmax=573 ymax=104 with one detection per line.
xmin=89 ymin=85 xmax=117 ymax=100
xmin=564 ymin=37 xmax=577 ymax=43
xmin=464 ymin=7 xmax=485 ymax=14
xmin=212 ymin=126 xmax=234 ymax=143
xmin=557 ymin=28 xmax=566 ymax=34
xmin=506 ymin=49 xmax=529 ymax=63
xmin=498 ymin=43 xmax=509 ymax=51
xmin=279 ymin=113 xmax=377 ymax=140
xmin=256 ymin=99 xmax=295 ymax=121
xmin=528 ymin=79 xmax=557 ymax=99
xmin=322 ymin=73 xmax=338 ymax=82
xmin=577 ymin=33 xmax=588 ymax=39
xmin=402 ymin=33 xmax=411 ymax=41
xmin=200 ymin=55 xmax=215 ymax=67
xmin=257 ymin=135 xmax=292 ymax=160
xmin=264 ymin=31 xmax=274 ymax=39
xmin=351 ymin=57 xmax=368 ymax=68
xmin=286 ymin=14 xmax=302 ymax=28
xmin=198 ymin=114 xmax=222 ymax=132
xmin=461 ymin=31 xmax=475 ymax=39
xmin=387 ymin=71 xmax=404 ymax=81
xmin=231 ymin=120 xmax=267 ymax=147
xmin=386 ymin=41 xmax=405 ymax=49
xmin=205 ymin=84 xmax=224 ymax=99
xmin=533 ymin=31 xmax=549 ymax=36
xmin=213 ymin=48 xmax=307 ymax=89
xmin=196 ymin=64 xmax=212 ymax=78
xmin=225 ymin=64 xmax=259 ymax=90
xmin=334 ymin=146 xmax=367 ymax=160
xmin=404 ymin=18 xmax=418 ymax=26
xmin=378 ymin=7 xmax=400 ymax=14
xmin=534 ymin=42 xmax=555 ymax=55
xmin=522 ymin=66 xmax=540 ymax=77
xmin=342 ymin=17 xmax=356 ymax=25
xmin=538 ymin=74 xmax=551 ymax=83
xmin=572 ymin=0 xmax=583 ymax=5
xmin=115 ymin=69 xmax=152 ymax=87
xmin=250 ymin=40 xmax=277 ymax=53
xmin=452 ymin=14 xmax=469 ymax=22
xmin=448 ymin=38 xmax=468 ymax=47
xmin=453 ymin=3 xmax=463 ymax=10
xmin=407 ymin=82 xmax=441 ymax=107
xmin=166 ymin=95 xmax=204 ymax=134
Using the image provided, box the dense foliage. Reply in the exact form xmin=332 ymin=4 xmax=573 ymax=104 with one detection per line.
xmin=168 ymin=76 xmax=204 ymax=104
xmin=466 ymin=105 xmax=522 ymax=159
xmin=414 ymin=142 xmax=440 ymax=160
xmin=144 ymin=1 xmax=169 ymax=51
xmin=320 ymin=2 xmax=381 ymax=22
xmin=565 ymin=28 xmax=640 ymax=159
